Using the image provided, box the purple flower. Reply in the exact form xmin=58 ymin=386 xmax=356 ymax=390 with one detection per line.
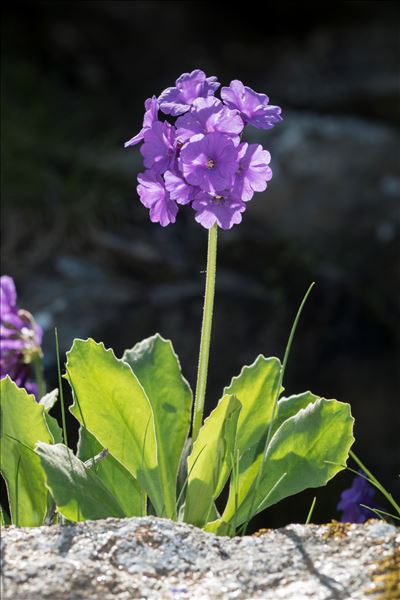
xmin=158 ymin=69 xmax=220 ymax=116
xmin=176 ymin=97 xmax=243 ymax=145
xmin=337 ymin=474 xmax=377 ymax=523
xmin=1 ymin=275 xmax=17 ymax=316
xmin=192 ymin=191 xmax=246 ymax=230
xmin=233 ymin=143 xmax=273 ymax=202
xmin=164 ymin=170 xmax=199 ymax=205
xmin=179 ymin=133 xmax=238 ymax=194
xmin=137 ymin=170 xmax=178 ymax=226
xmin=140 ymin=121 xmax=176 ymax=175
xmin=1 ymin=275 xmax=42 ymax=398
xmin=221 ymin=80 xmax=282 ymax=130
xmin=127 ymin=71 xmax=283 ymax=229
xmin=124 ymin=96 xmax=158 ymax=148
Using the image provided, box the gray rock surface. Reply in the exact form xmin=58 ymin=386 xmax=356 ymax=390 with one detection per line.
xmin=1 ymin=517 xmax=398 ymax=600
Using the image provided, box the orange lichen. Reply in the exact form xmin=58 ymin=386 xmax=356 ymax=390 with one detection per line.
xmin=322 ymin=520 xmax=352 ymax=540
xmin=365 ymin=546 xmax=400 ymax=600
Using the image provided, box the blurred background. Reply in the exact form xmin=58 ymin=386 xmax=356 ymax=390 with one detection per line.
xmin=1 ymin=0 xmax=399 ymax=529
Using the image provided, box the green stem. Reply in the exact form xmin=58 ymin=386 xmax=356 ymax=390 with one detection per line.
xmin=192 ymin=224 xmax=218 ymax=443
xmin=241 ymin=282 xmax=315 ymax=534
xmin=305 ymin=496 xmax=317 ymax=525
xmin=32 ymin=352 xmax=46 ymax=399
xmin=350 ymin=450 xmax=400 ymax=515
xmin=15 ymin=455 xmax=21 ymax=527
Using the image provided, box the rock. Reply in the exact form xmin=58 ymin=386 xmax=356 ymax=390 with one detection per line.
xmin=1 ymin=517 xmax=398 ymax=599
xmin=246 ymin=111 xmax=400 ymax=250
xmin=265 ymin=22 xmax=400 ymax=125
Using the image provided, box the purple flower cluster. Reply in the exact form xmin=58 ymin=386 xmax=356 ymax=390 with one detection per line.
xmin=1 ymin=275 xmax=42 ymax=398
xmin=337 ymin=473 xmax=377 ymax=523
xmin=125 ymin=70 xmax=282 ymax=230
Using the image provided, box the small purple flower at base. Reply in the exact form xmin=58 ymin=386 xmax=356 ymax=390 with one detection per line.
xmin=337 ymin=474 xmax=377 ymax=523
xmin=140 ymin=121 xmax=176 ymax=175
xmin=124 ymin=96 xmax=158 ymax=148
xmin=137 ymin=170 xmax=178 ymax=227
xmin=0 ymin=275 xmax=42 ymax=399
xmin=164 ymin=170 xmax=199 ymax=205
xmin=221 ymin=80 xmax=282 ymax=130
xmin=179 ymin=132 xmax=238 ymax=194
xmin=192 ymin=191 xmax=246 ymax=230
xmin=176 ymin=97 xmax=244 ymax=145
xmin=158 ymin=69 xmax=220 ymax=116
xmin=233 ymin=143 xmax=273 ymax=202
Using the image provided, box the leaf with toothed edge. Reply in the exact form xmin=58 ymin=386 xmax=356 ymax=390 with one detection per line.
xmin=123 ymin=333 xmax=192 ymax=520
xmin=223 ymin=355 xmax=282 ymax=455
xmin=207 ymin=397 xmax=354 ymax=533
xmin=39 ymin=389 xmax=59 ymax=412
xmin=66 ymin=338 xmax=164 ymax=516
xmin=35 ymin=442 xmax=126 ymax=521
xmin=0 ymin=377 xmax=53 ymax=526
xmin=77 ymin=427 xmax=143 ymax=517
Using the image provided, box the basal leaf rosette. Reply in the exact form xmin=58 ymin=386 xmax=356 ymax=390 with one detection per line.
xmin=206 ymin=393 xmax=354 ymax=534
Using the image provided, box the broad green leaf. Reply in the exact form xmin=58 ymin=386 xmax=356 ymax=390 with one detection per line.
xmin=176 ymin=437 xmax=192 ymax=512
xmin=35 ymin=442 xmax=126 ymax=521
xmin=78 ymin=427 xmax=143 ymax=517
xmin=221 ymin=398 xmax=354 ymax=527
xmin=204 ymin=518 xmax=230 ymax=536
xmin=66 ymin=339 xmax=163 ymax=515
xmin=45 ymin=415 xmax=63 ymax=444
xmin=215 ymin=356 xmax=282 ymax=512
xmin=0 ymin=377 xmax=53 ymax=526
xmin=184 ymin=394 xmax=241 ymax=527
xmin=39 ymin=389 xmax=59 ymax=412
xmin=123 ymin=334 xmax=192 ymax=518
xmin=39 ymin=388 xmax=63 ymax=444
xmin=212 ymin=391 xmax=320 ymax=532
xmin=271 ymin=391 xmax=320 ymax=438
xmin=224 ymin=356 xmax=282 ymax=455
xmin=201 ymin=355 xmax=281 ymax=534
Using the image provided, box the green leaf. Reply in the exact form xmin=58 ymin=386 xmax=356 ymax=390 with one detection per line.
xmin=123 ymin=334 xmax=192 ymax=518
xmin=217 ymin=356 xmax=282 ymax=507
xmin=211 ymin=391 xmax=320 ymax=533
xmin=0 ymin=377 xmax=53 ymax=526
xmin=77 ymin=427 xmax=143 ymax=517
xmin=221 ymin=398 xmax=354 ymax=527
xmin=224 ymin=356 xmax=282 ymax=455
xmin=39 ymin=388 xmax=63 ymax=444
xmin=35 ymin=442 xmax=126 ymax=521
xmin=184 ymin=394 xmax=241 ymax=527
xmin=201 ymin=356 xmax=281 ymax=534
xmin=271 ymin=391 xmax=320 ymax=437
xmin=204 ymin=518 xmax=230 ymax=536
xmin=45 ymin=415 xmax=63 ymax=444
xmin=66 ymin=339 xmax=163 ymax=515
xmin=39 ymin=389 xmax=59 ymax=412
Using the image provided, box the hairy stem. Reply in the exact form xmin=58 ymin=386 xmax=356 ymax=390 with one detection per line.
xmin=192 ymin=224 xmax=218 ymax=443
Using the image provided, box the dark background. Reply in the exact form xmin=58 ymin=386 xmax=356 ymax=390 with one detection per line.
xmin=1 ymin=0 xmax=399 ymax=529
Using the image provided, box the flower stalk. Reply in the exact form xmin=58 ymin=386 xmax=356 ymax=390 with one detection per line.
xmin=192 ymin=223 xmax=218 ymax=443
